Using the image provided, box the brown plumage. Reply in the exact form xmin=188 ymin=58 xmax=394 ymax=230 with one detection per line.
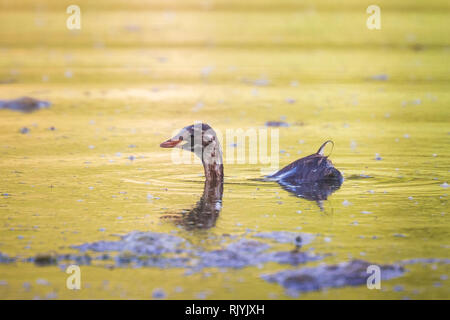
xmin=160 ymin=123 xmax=223 ymax=229
xmin=160 ymin=123 xmax=223 ymax=183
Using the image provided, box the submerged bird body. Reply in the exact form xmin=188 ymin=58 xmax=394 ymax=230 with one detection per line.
xmin=268 ymin=140 xmax=343 ymax=209
xmin=268 ymin=140 xmax=343 ymax=185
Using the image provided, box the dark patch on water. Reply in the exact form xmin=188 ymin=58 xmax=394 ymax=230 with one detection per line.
xmin=33 ymin=253 xmax=57 ymax=266
xmin=24 ymin=253 xmax=93 ymax=266
xmin=115 ymin=252 xmax=190 ymax=268
xmin=265 ymin=121 xmax=289 ymax=127
xmin=261 ymin=259 xmax=405 ymax=296
xmin=194 ymin=239 xmax=321 ymax=270
xmin=252 ymin=231 xmax=314 ymax=245
xmin=20 ymin=127 xmax=30 ymax=134
xmin=16 ymin=231 xmax=442 ymax=288
xmin=69 ymin=232 xmax=320 ymax=270
xmin=0 ymin=97 xmax=51 ymax=113
xmin=226 ymin=239 xmax=271 ymax=254
xmin=73 ymin=231 xmax=189 ymax=255
xmin=400 ymin=258 xmax=450 ymax=265
xmin=262 ymin=251 xmax=322 ymax=266
xmin=0 ymin=252 xmax=16 ymax=263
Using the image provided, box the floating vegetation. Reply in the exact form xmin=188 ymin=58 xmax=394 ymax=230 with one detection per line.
xmin=0 ymin=97 xmax=50 ymax=113
xmin=0 ymin=252 xmax=16 ymax=264
xmin=33 ymin=253 xmax=58 ymax=266
xmin=261 ymin=260 xmax=405 ymax=296
xmin=73 ymin=231 xmax=188 ymax=256
xmin=252 ymin=231 xmax=314 ymax=245
xmin=400 ymin=258 xmax=450 ymax=265
xmin=23 ymin=253 xmax=93 ymax=266
xmin=70 ymin=232 xmax=321 ymax=270
xmin=19 ymin=127 xmax=30 ymax=134
xmin=265 ymin=121 xmax=289 ymax=127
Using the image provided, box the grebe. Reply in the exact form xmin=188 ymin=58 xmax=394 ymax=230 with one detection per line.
xmin=160 ymin=123 xmax=342 ymax=185
xmin=160 ymin=123 xmax=223 ymax=229
xmin=160 ymin=123 xmax=343 ymax=216
xmin=160 ymin=123 xmax=224 ymax=183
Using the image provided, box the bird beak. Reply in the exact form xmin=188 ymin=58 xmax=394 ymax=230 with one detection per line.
xmin=160 ymin=138 xmax=183 ymax=148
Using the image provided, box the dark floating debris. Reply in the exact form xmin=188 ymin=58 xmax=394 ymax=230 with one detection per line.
xmin=226 ymin=239 xmax=271 ymax=254
xmin=0 ymin=97 xmax=51 ymax=113
xmin=24 ymin=253 xmax=93 ymax=266
xmin=70 ymin=231 xmax=321 ymax=270
xmin=33 ymin=253 xmax=57 ymax=266
xmin=71 ymin=232 xmax=189 ymax=268
xmin=30 ymin=253 xmax=92 ymax=266
xmin=115 ymin=252 xmax=189 ymax=268
xmin=294 ymin=236 xmax=303 ymax=248
xmin=265 ymin=121 xmax=289 ymax=127
xmin=0 ymin=252 xmax=16 ymax=264
xmin=73 ymin=231 xmax=188 ymax=256
xmin=20 ymin=127 xmax=30 ymax=134
xmin=252 ymin=231 xmax=314 ymax=245
xmin=193 ymin=238 xmax=321 ymax=270
xmin=263 ymin=250 xmax=322 ymax=266
xmin=152 ymin=288 xmax=167 ymax=299
xmin=400 ymin=258 xmax=450 ymax=265
xmin=261 ymin=259 xmax=405 ymax=296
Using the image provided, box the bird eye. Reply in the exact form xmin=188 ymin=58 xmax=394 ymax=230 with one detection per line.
xmin=178 ymin=136 xmax=183 ymax=141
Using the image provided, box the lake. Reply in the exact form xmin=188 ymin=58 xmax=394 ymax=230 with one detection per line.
xmin=0 ymin=0 xmax=448 ymax=299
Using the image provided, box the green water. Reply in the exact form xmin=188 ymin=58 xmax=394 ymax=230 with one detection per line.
xmin=0 ymin=0 xmax=449 ymax=299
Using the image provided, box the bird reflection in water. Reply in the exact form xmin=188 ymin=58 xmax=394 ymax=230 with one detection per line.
xmin=173 ymin=179 xmax=223 ymax=230
xmin=277 ymin=179 xmax=342 ymax=210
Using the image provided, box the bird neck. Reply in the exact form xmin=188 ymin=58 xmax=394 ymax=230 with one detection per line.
xmin=202 ymin=140 xmax=224 ymax=183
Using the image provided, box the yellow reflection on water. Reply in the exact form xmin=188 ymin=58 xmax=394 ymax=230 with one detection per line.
xmin=0 ymin=0 xmax=449 ymax=299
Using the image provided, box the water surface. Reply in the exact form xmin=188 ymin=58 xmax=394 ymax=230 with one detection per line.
xmin=0 ymin=0 xmax=449 ymax=299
